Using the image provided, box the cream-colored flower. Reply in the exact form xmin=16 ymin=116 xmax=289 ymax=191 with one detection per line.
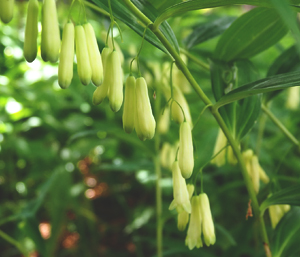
xmin=176 ymin=184 xmax=194 ymax=231
xmin=286 ymin=86 xmax=299 ymax=110
xmin=199 ymin=193 xmax=216 ymax=246
xmin=178 ymin=121 xmax=194 ymax=179
xmin=169 ymin=161 xmax=191 ymax=213
xmin=122 ymin=75 xmax=136 ymax=133
xmin=269 ymin=203 xmax=290 ymax=228
xmin=185 ymin=196 xmax=202 ymax=250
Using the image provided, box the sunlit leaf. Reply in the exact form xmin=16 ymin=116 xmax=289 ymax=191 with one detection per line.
xmin=214 ymin=8 xmax=288 ymax=62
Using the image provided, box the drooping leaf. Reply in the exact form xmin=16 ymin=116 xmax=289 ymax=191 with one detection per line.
xmin=260 ymin=185 xmax=300 ymax=213
xmin=272 ymin=207 xmax=300 ymax=257
xmin=264 ymin=45 xmax=300 ymax=103
xmin=214 ymin=7 xmax=288 ymax=62
xmin=184 ymin=16 xmax=236 ymax=49
xmin=153 ymin=0 xmax=300 ymax=28
xmin=91 ymin=0 xmax=179 ymax=54
xmin=214 ymin=71 xmax=300 ymax=108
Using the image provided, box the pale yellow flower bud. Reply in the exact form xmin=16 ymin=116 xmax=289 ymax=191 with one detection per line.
xmin=107 ymin=51 xmax=123 ymax=112
xmin=84 ymin=23 xmax=103 ymax=87
xmin=58 ymin=23 xmax=74 ymax=89
xmin=178 ymin=211 xmax=189 ymax=231
xmin=259 ymin=164 xmax=269 ymax=184
xmin=160 ymin=142 xmax=172 ymax=170
xmin=185 ymin=196 xmax=203 ymax=250
xmin=249 ymin=155 xmax=260 ymax=194
xmin=199 ymin=193 xmax=216 ymax=246
xmin=269 ymin=204 xmax=285 ymax=229
xmin=173 ymin=54 xmax=192 ymax=94
xmin=75 ymin=25 xmax=92 ymax=86
xmin=211 ymin=129 xmax=237 ymax=166
xmin=92 ymin=47 xmax=112 ymax=105
xmin=286 ymin=86 xmax=299 ymax=110
xmin=41 ymin=0 xmax=60 ymax=63
xmin=24 ymin=0 xmax=39 ymax=63
xmin=135 ymin=77 xmax=156 ymax=141
xmin=211 ymin=129 xmax=227 ymax=167
xmin=122 ymin=75 xmax=136 ymax=133
xmin=0 ymin=0 xmax=14 ymax=24
xmin=178 ymin=121 xmax=194 ymax=179
xmin=172 ymin=86 xmax=192 ymax=125
xmin=170 ymin=161 xmax=191 ymax=213
xmin=157 ymin=107 xmax=170 ymax=134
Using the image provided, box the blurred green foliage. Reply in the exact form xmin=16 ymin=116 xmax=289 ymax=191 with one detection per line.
xmin=0 ymin=1 xmax=299 ymax=257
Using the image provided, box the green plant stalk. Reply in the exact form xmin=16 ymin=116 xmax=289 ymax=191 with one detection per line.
xmin=83 ymin=1 xmax=110 ymax=17
xmin=154 ymin=87 xmax=163 ymax=257
xmin=121 ymin=0 xmax=271 ymax=254
xmin=180 ymin=48 xmax=210 ymax=71
xmin=262 ymin=104 xmax=299 ymax=147
xmin=0 ymin=229 xmax=29 ymax=257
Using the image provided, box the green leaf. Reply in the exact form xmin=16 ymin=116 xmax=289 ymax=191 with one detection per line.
xmin=210 ymin=59 xmax=235 ymax=134
xmin=210 ymin=59 xmax=261 ymax=139
xmin=272 ymin=207 xmax=300 ymax=257
xmin=235 ymin=60 xmax=261 ymax=139
xmin=260 ymin=185 xmax=300 ymax=213
xmin=270 ymin=0 xmax=300 ymax=54
xmin=264 ymin=45 xmax=300 ymax=103
xmin=214 ymin=7 xmax=288 ymax=62
xmin=214 ymin=71 xmax=300 ymax=108
xmin=184 ymin=16 xmax=236 ymax=49
xmin=91 ymin=0 xmax=179 ymax=54
xmin=153 ymin=0 xmax=300 ymax=28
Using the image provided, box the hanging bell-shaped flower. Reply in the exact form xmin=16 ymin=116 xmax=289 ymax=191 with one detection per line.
xmin=178 ymin=121 xmax=194 ymax=179
xmin=75 ymin=25 xmax=92 ymax=86
xmin=41 ymin=0 xmax=60 ymax=62
xmin=24 ymin=0 xmax=39 ymax=63
xmin=122 ymin=75 xmax=136 ymax=133
xmin=58 ymin=23 xmax=74 ymax=89
xmin=135 ymin=77 xmax=156 ymax=141
xmin=84 ymin=23 xmax=103 ymax=87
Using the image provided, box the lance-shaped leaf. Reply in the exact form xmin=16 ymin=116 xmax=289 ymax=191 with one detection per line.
xmin=264 ymin=45 xmax=300 ymax=103
xmin=214 ymin=7 xmax=288 ymax=62
xmin=92 ymin=0 xmax=179 ymax=54
xmin=214 ymin=71 xmax=300 ymax=108
xmin=184 ymin=16 xmax=236 ymax=49
xmin=153 ymin=0 xmax=300 ymax=28
xmin=272 ymin=207 xmax=300 ymax=257
xmin=260 ymin=185 xmax=300 ymax=214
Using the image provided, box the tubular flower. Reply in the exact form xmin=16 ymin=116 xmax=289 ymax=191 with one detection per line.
xmin=41 ymin=0 xmax=60 ymax=62
xmin=75 ymin=25 xmax=92 ymax=86
xmin=169 ymin=161 xmax=191 ymax=213
xmin=211 ymin=128 xmax=237 ymax=166
xmin=286 ymin=86 xmax=299 ymax=110
xmin=84 ymin=23 xmax=103 ymax=86
xmin=242 ymin=149 xmax=269 ymax=194
xmin=185 ymin=196 xmax=203 ymax=250
xmin=178 ymin=121 xmax=194 ymax=179
xmin=199 ymin=193 xmax=216 ymax=246
xmin=177 ymin=184 xmax=194 ymax=231
xmin=92 ymin=47 xmax=112 ymax=105
xmin=171 ymin=86 xmax=192 ymax=125
xmin=269 ymin=204 xmax=290 ymax=229
xmin=24 ymin=0 xmax=39 ymax=63
xmin=0 ymin=0 xmax=14 ymax=24
xmin=135 ymin=77 xmax=156 ymax=141
xmin=157 ymin=107 xmax=170 ymax=134
xmin=122 ymin=75 xmax=136 ymax=133
xmin=172 ymin=54 xmax=192 ymax=94
xmin=58 ymin=22 xmax=74 ymax=89
xmin=107 ymin=51 xmax=123 ymax=112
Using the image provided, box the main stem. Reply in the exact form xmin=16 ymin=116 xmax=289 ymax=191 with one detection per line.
xmin=121 ymin=0 xmax=270 ymax=254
